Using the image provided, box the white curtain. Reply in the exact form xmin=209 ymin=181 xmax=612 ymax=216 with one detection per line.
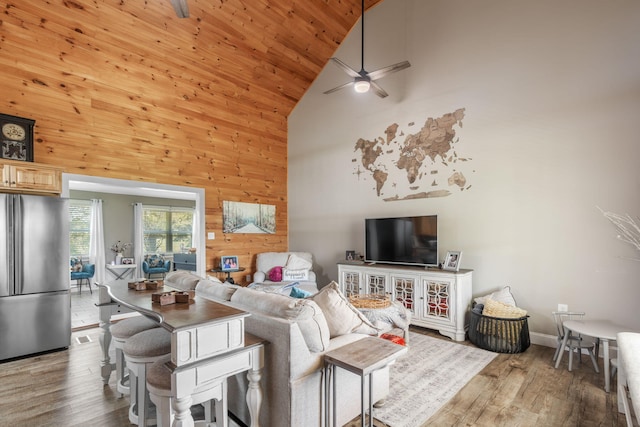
xmin=89 ymin=199 xmax=106 ymax=285
xmin=191 ymin=207 xmax=200 ymax=251
xmin=134 ymin=203 xmax=144 ymax=279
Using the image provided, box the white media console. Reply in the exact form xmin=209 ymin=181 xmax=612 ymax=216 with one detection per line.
xmin=337 ymin=262 xmax=473 ymax=341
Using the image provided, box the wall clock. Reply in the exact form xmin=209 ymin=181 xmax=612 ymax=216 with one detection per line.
xmin=0 ymin=113 xmax=35 ymax=162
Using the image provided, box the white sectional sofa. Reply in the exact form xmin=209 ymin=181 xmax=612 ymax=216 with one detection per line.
xmin=165 ymin=270 xmax=390 ymax=427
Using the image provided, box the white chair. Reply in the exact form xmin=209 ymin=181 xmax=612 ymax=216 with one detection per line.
xmin=123 ymin=328 xmax=172 ymax=426
xmin=552 ymin=311 xmax=599 ymax=372
xmin=110 ymin=316 xmax=160 ymax=398
xmin=253 ymin=251 xmax=319 ymax=294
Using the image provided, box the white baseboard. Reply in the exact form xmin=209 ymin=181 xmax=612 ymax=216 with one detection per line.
xmin=530 ymin=332 xmax=556 ymax=348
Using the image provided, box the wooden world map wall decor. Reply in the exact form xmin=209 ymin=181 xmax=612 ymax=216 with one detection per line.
xmin=352 ymin=108 xmax=472 ymax=201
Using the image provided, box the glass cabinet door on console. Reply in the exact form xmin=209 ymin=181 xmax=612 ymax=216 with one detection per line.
xmin=339 ymin=268 xmax=362 ymax=298
xmin=418 ymin=279 xmax=453 ymax=324
xmin=390 ymin=274 xmax=417 ymax=317
xmin=364 ymin=272 xmax=387 ymax=296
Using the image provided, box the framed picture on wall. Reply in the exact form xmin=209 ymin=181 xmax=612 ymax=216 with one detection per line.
xmin=443 ymin=251 xmax=462 ymax=271
xmin=221 ymin=255 xmax=239 ymax=271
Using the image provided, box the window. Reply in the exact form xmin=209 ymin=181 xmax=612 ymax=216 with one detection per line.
xmin=69 ymin=199 xmax=92 ymax=257
xmin=143 ymin=206 xmax=194 ymax=254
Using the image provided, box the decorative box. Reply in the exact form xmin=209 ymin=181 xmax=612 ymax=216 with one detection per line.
xmin=128 ymin=280 xmax=147 ymax=291
xmin=152 ymin=291 xmax=176 ymax=306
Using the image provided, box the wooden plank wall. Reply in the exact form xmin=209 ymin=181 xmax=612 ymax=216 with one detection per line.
xmin=0 ymin=0 xmax=380 ymax=278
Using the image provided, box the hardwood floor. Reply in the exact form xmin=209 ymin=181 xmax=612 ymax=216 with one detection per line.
xmin=0 ymin=326 xmax=627 ymax=426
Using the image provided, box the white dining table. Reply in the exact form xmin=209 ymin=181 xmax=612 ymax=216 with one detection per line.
xmin=555 ymin=319 xmax=630 ymax=392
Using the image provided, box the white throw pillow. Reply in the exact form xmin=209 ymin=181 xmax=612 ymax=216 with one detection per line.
xmin=285 ymin=253 xmax=312 ymax=270
xmin=474 ymin=285 xmax=517 ymax=307
xmin=311 ymin=281 xmax=379 ymax=338
xmin=282 ymin=268 xmax=309 ymax=281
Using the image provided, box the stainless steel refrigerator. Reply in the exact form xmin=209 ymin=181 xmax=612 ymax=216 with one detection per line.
xmin=0 ymin=193 xmax=71 ymax=361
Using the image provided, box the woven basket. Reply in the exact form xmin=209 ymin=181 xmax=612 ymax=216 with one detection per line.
xmin=468 ymin=309 xmax=530 ymax=354
xmin=349 ymin=294 xmax=391 ymax=309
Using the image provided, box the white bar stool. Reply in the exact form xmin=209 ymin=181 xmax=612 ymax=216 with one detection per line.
xmin=124 ymin=327 xmax=172 ymax=426
xmin=147 ymin=354 xmax=228 ymax=427
xmin=111 ymin=316 xmax=160 ymax=397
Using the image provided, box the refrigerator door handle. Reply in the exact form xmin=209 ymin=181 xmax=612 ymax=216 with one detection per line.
xmin=13 ymin=196 xmax=22 ymax=295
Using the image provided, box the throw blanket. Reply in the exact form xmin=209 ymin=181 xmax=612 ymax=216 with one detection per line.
xmin=358 ymin=301 xmax=411 ymax=331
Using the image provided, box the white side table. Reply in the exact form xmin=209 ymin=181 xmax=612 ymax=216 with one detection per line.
xmin=106 ymin=264 xmax=137 ymax=280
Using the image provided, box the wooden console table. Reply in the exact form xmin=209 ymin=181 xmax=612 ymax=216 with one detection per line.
xmin=97 ymin=280 xmax=265 ymax=426
xmin=324 ymin=337 xmax=408 ymax=427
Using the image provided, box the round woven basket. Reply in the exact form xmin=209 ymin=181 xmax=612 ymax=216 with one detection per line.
xmin=349 ymin=294 xmax=391 ymax=309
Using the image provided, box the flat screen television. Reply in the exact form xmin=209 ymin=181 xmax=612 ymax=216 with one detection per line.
xmin=365 ymin=215 xmax=438 ymax=267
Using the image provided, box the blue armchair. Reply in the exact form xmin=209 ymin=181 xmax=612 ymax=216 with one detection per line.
xmin=70 ymin=258 xmax=95 ymax=294
xmin=142 ymin=255 xmax=171 ymax=279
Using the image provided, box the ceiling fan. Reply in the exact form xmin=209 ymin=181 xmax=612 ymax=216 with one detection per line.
xmin=324 ymin=0 xmax=410 ymax=98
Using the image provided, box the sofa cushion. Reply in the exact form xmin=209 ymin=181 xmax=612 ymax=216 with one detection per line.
xmin=312 ymin=281 xmax=379 ymax=338
xmin=230 ymin=287 xmax=330 ymax=352
xmin=165 ymin=270 xmax=202 ymax=291
xmin=195 ymin=278 xmax=238 ymax=301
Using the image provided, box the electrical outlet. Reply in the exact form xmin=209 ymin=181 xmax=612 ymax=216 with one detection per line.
xmin=207 ymin=232 xmax=215 ymax=240
xmin=558 ymin=303 xmax=568 ymax=312
xmin=246 ymin=274 xmax=252 ymax=283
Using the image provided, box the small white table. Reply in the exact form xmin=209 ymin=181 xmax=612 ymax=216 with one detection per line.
xmin=105 ymin=264 xmax=137 ymax=280
xmin=555 ymin=319 xmax=629 ymax=392
xmin=324 ymin=336 xmax=408 ymax=427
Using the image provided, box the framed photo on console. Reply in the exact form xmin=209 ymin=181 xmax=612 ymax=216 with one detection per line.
xmin=221 ymin=255 xmax=239 ymax=271
xmin=121 ymin=257 xmax=135 ymax=265
xmin=443 ymin=251 xmax=462 ymax=271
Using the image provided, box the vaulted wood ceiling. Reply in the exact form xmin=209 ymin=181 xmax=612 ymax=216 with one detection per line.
xmin=162 ymin=0 xmax=384 ymax=114
xmin=0 ymin=0 xmax=382 ymax=269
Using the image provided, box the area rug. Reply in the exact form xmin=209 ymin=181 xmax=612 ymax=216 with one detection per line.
xmin=372 ymin=331 xmax=497 ymax=427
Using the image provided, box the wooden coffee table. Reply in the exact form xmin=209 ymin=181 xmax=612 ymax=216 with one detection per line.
xmin=324 ymin=336 xmax=408 ymax=427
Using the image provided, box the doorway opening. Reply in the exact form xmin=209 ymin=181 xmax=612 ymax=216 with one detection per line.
xmin=62 ymin=174 xmax=205 ymax=330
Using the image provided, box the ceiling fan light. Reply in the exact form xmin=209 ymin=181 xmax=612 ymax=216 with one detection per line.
xmin=354 ymin=80 xmax=371 ymax=93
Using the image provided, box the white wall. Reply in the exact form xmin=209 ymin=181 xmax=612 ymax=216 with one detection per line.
xmin=288 ymin=0 xmax=640 ymax=336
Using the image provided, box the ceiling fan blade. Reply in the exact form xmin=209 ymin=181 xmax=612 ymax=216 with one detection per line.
xmin=329 ymin=57 xmax=362 ymax=78
xmin=171 ymin=0 xmax=189 ymax=18
xmin=370 ymin=81 xmax=389 ymax=98
xmin=367 ymin=60 xmax=411 ymax=81
xmin=323 ymin=81 xmax=355 ymax=95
